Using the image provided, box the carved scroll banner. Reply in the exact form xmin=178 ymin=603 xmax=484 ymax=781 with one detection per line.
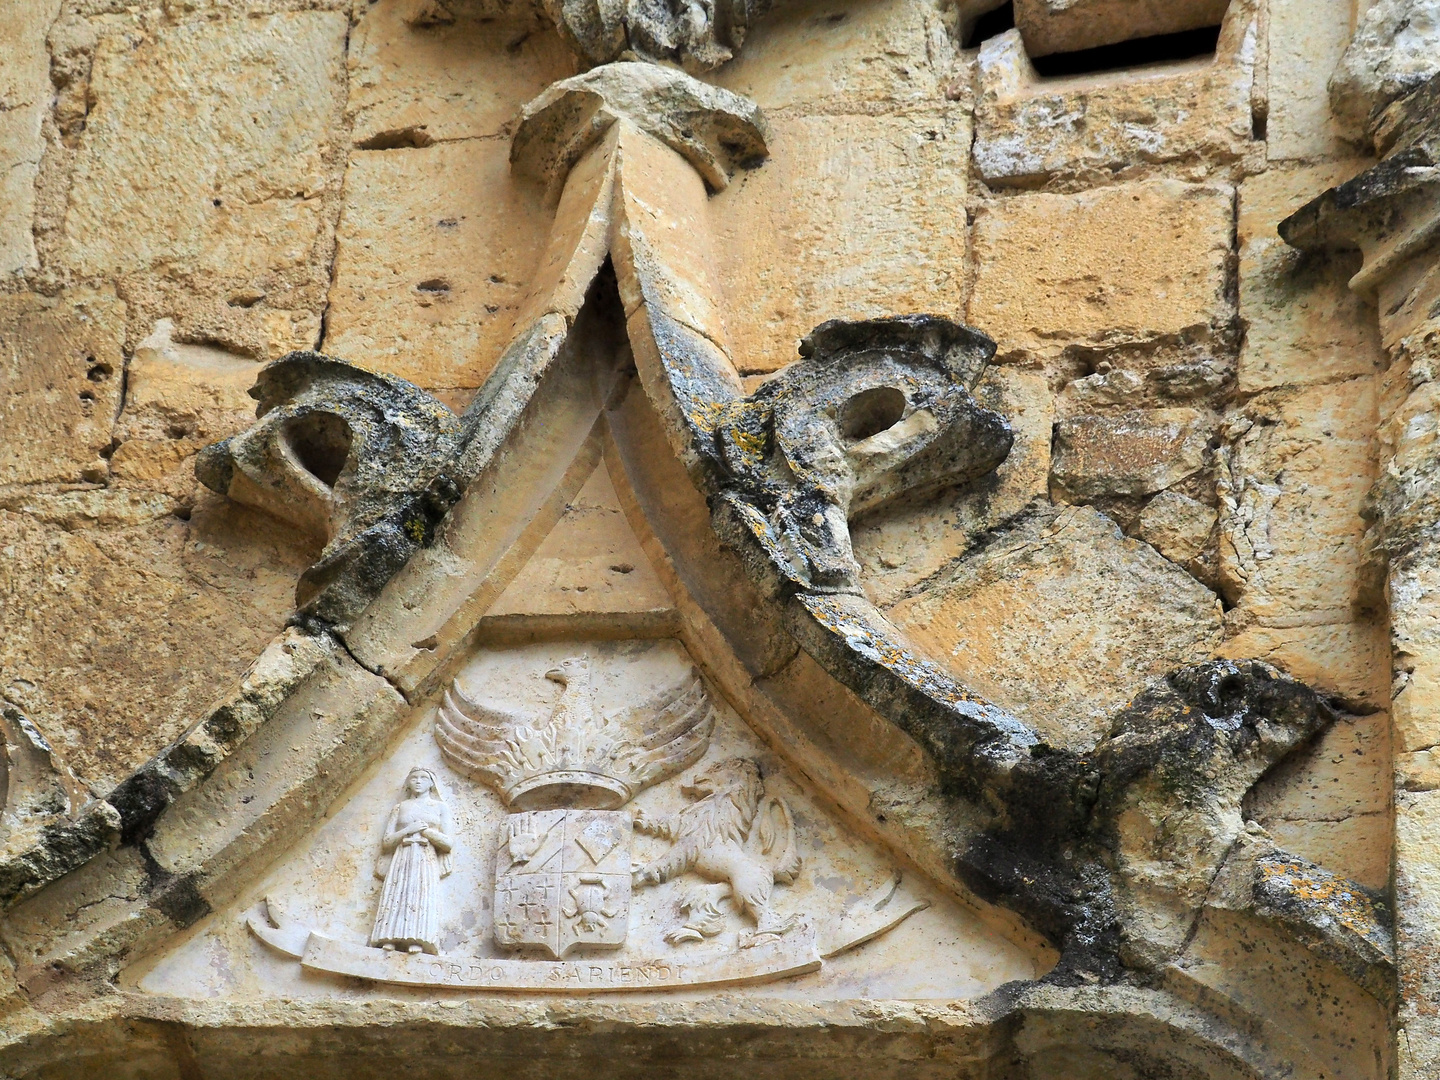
xmin=248 ymin=875 xmax=926 ymax=993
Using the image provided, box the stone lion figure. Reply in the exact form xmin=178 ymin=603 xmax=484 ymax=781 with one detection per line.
xmin=631 ymin=757 xmax=801 ymax=944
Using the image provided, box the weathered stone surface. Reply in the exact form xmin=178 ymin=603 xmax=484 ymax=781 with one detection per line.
xmin=514 ymin=62 xmax=769 ymax=198
xmin=349 ymin=2 xmax=573 ymax=147
xmin=1216 ymin=380 xmax=1377 ymax=617
xmin=1328 ymin=0 xmax=1440 ymax=138
xmin=1265 ymin=0 xmax=1356 ymax=159
xmin=0 ymin=501 xmax=316 ymax=794
xmin=973 ymin=11 xmax=1256 ymax=185
xmin=888 ymin=505 xmax=1222 ymax=750
xmin=108 ymin=320 xmax=263 ymax=500
xmin=1135 ymin=489 xmax=1215 ymax=566
xmin=1013 ymin=0 xmax=1228 ymax=57
xmin=486 ymin=461 xmax=673 ymax=618
xmin=1051 ymin=409 xmax=1211 ymax=500
xmin=0 ymin=290 xmax=125 ymax=486
xmin=323 ymin=139 xmax=549 ymax=394
xmin=854 ymin=365 xmax=1053 ymax=607
xmin=710 ymin=109 xmax=968 ymax=374
xmin=1237 ymin=162 xmax=1384 ymax=393
xmin=196 ymin=351 xmax=463 ymax=629
xmin=967 ymin=180 xmax=1234 ymax=364
xmin=1246 ymin=710 xmax=1392 ymax=889
xmin=0 ymin=0 xmax=59 ymax=275
xmin=712 ymin=0 xmax=947 ymax=114
xmin=59 ymin=13 xmax=348 ymax=358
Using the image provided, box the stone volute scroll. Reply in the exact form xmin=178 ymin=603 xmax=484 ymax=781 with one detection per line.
xmin=370 ymin=767 xmax=454 ymax=955
xmin=708 ymin=315 xmax=1014 ymax=593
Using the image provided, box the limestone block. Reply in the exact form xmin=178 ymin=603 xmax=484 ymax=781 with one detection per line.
xmin=1216 ymin=619 xmax=1389 ymax=712
xmin=0 ymin=499 xmax=317 ymax=792
xmin=709 ymin=108 xmax=968 ymax=374
xmin=1265 ymin=0 xmax=1356 ymax=159
xmin=1217 ymin=380 xmax=1376 ymax=618
xmin=0 ymin=0 xmax=59 ymax=275
xmin=854 ymin=365 xmax=1053 ymax=606
xmin=887 ymin=505 xmax=1222 ymax=750
xmin=109 ymin=320 xmax=263 ymax=499
xmin=1329 ymin=0 xmax=1440 ymax=137
xmin=323 ymin=139 xmax=550 ymax=393
xmin=1050 ymin=408 xmax=1211 ymax=500
xmin=0 ymin=290 xmax=125 ymax=486
xmin=967 ymin=180 xmax=1233 ymax=363
xmin=349 ymin=2 xmax=575 ymax=146
xmin=1396 ymin=662 xmax=1440 ymax=755
xmin=712 ymin=0 xmax=945 ymax=114
xmin=973 ymin=8 xmax=1255 ymax=186
xmin=1237 ymin=162 xmax=1383 ymax=393
xmin=1013 ymin=0 xmax=1228 ymax=57
xmin=1135 ymin=489 xmax=1215 ymax=564
xmin=485 ymin=461 xmax=673 ymax=618
xmin=59 ymin=13 xmax=348 ymax=334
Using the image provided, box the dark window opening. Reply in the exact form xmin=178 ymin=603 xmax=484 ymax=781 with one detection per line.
xmin=964 ymin=1 xmax=1014 ymax=49
xmin=1031 ymin=24 xmax=1222 ymax=77
xmin=963 ymin=1 xmax=1222 ymax=77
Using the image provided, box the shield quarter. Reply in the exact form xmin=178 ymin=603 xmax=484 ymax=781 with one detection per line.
xmin=494 ymin=808 xmax=632 ymax=958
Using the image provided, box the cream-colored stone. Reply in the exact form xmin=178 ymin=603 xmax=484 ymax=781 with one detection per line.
xmin=0 ymin=0 xmax=60 ymax=275
xmin=0 ymin=290 xmax=125 ymax=486
xmin=1248 ymin=709 xmax=1391 ymax=822
xmin=1396 ymin=661 xmax=1440 ymax=754
xmin=967 ymin=179 xmax=1234 ymax=363
xmin=1257 ymin=816 xmax=1393 ymax=890
xmin=1217 ymin=379 xmax=1377 ymax=617
xmin=1216 ymin=619 xmax=1390 ymax=713
xmin=349 ymin=3 xmax=574 ymax=146
xmin=323 ymin=139 xmax=550 ymax=393
xmin=0 ymin=498 xmax=317 ymax=792
xmin=1135 ymin=490 xmax=1215 ymax=565
xmin=1013 ymin=0 xmax=1228 ymax=56
xmin=1328 ymin=0 xmax=1440 ymax=136
xmin=1237 ymin=162 xmax=1383 ymax=393
xmin=108 ymin=319 xmax=263 ymax=498
xmin=1050 ymin=408 xmax=1211 ymax=500
xmin=613 ymin=122 xmax=732 ymax=352
xmin=61 ymin=13 xmax=348 ymax=292
xmin=1265 ymin=0 xmax=1356 ymax=159
xmin=709 ymin=109 xmax=968 ymax=374
xmin=486 ymin=461 xmax=673 ymax=618
xmin=854 ymin=365 xmax=1053 ymax=606
xmin=974 ymin=13 xmax=1255 ymax=185
xmin=134 ymin=639 xmax=1038 ymax=1001
xmin=888 ymin=505 xmax=1222 ymax=751
xmin=712 ymin=0 xmax=945 ymax=114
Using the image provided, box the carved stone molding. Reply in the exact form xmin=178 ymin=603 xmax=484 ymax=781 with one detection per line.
xmin=542 ymin=0 xmax=774 ymax=72
xmin=511 ymin=62 xmax=769 ymax=199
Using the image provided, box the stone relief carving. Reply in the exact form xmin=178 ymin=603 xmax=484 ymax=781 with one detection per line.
xmin=632 ymin=757 xmax=800 ymax=944
xmin=541 ymin=0 xmax=773 ymax=72
xmin=369 ymin=767 xmax=454 ymax=955
xmin=245 ymin=646 xmax=928 ymax=990
xmin=708 ymin=316 xmax=1014 ymax=593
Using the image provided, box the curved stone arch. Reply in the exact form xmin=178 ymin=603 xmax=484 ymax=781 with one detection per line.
xmin=0 ymin=61 xmax=1394 ymax=1080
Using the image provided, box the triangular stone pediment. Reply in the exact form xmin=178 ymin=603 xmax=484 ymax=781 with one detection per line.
xmin=129 ymin=636 xmax=1037 ymax=1001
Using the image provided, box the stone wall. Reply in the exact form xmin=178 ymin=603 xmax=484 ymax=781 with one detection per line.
xmin=0 ymin=0 xmax=1431 ymax=1075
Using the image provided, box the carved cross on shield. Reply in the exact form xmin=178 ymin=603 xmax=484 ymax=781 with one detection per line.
xmin=494 ymin=809 xmax=632 ymax=958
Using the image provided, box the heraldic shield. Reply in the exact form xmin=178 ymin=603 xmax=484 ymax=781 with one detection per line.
xmin=495 ymin=808 xmax=633 ymax=958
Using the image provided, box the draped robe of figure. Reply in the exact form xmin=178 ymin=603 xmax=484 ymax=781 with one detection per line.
xmin=370 ymin=785 xmax=454 ymax=954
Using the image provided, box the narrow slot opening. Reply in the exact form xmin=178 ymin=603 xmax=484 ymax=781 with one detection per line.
xmin=1030 ymin=24 xmax=1221 ymax=77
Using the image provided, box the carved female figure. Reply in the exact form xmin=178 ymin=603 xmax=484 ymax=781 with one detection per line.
xmin=370 ymin=767 xmax=454 ymax=954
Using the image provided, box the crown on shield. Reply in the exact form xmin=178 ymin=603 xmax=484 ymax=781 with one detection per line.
xmin=435 ymin=655 xmax=715 ymax=811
